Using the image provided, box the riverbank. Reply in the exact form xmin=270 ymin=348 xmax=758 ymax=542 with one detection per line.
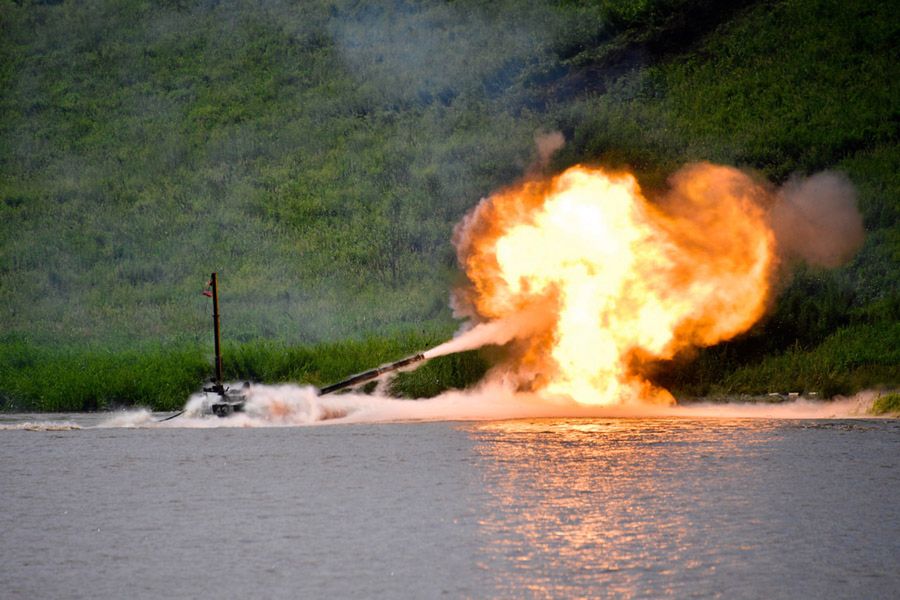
xmin=0 ymin=331 xmax=487 ymax=412
xmin=2 ymin=325 xmax=897 ymax=412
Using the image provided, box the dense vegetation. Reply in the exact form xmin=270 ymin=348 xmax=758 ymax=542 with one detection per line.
xmin=1 ymin=0 xmax=897 ymax=410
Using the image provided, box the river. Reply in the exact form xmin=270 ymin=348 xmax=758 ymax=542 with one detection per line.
xmin=1 ymin=412 xmax=898 ymax=598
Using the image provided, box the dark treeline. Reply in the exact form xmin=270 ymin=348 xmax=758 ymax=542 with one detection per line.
xmin=1 ymin=0 xmax=897 ymax=409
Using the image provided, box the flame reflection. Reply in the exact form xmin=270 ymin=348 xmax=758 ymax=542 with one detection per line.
xmin=470 ymin=418 xmax=775 ymax=597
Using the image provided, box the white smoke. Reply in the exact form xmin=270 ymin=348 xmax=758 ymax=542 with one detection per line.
xmin=424 ymin=302 xmax=554 ymax=359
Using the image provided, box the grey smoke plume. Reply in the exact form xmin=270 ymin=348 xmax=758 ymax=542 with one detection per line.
xmin=771 ymin=172 xmax=865 ymax=268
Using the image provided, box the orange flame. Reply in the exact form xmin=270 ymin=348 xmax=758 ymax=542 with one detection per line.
xmin=454 ymin=163 xmax=777 ymax=406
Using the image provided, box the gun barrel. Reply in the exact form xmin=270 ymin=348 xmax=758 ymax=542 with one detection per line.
xmin=318 ymin=353 xmax=426 ymax=395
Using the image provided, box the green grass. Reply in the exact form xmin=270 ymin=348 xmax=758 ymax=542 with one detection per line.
xmin=1 ymin=0 xmax=897 ymax=408
xmin=870 ymin=393 xmax=900 ymax=416
xmin=0 ymin=337 xmax=208 ymax=411
xmin=0 ymin=328 xmax=488 ymax=411
xmin=712 ymin=323 xmax=900 ymax=398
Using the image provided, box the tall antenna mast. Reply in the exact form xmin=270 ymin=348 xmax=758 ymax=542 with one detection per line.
xmin=210 ymin=271 xmax=223 ymax=392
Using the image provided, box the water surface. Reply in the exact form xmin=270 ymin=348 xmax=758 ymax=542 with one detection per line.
xmin=1 ymin=415 xmax=897 ymax=598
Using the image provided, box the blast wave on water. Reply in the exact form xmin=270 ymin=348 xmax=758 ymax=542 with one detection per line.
xmin=79 ymin=384 xmax=885 ymax=429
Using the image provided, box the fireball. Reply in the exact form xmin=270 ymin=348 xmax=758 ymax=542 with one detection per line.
xmin=454 ymin=163 xmax=776 ymax=406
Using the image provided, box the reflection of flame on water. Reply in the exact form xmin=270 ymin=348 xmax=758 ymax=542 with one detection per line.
xmin=445 ymin=163 xmax=777 ymax=406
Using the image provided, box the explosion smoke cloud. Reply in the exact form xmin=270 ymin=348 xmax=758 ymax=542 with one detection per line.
xmin=771 ymin=171 xmax=864 ymax=268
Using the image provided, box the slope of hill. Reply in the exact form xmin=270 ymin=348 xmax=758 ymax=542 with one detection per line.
xmin=1 ymin=0 xmax=897 ymax=409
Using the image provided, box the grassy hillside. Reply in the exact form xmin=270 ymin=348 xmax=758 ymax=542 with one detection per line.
xmin=1 ymin=0 xmax=897 ymax=410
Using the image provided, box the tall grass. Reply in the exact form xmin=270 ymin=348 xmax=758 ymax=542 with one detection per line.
xmin=713 ymin=323 xmax=900 ymax=398
xmin=0 ymin=338 xmax=208 ymax=411
xmin=870 ymin=393 xmax=900 ymax=416
xmin=0 ymin=328 xmax=488 ymax=411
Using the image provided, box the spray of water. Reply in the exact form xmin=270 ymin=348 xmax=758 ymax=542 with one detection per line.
xmin=82 ymin=384 xmax=883 ymax=429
